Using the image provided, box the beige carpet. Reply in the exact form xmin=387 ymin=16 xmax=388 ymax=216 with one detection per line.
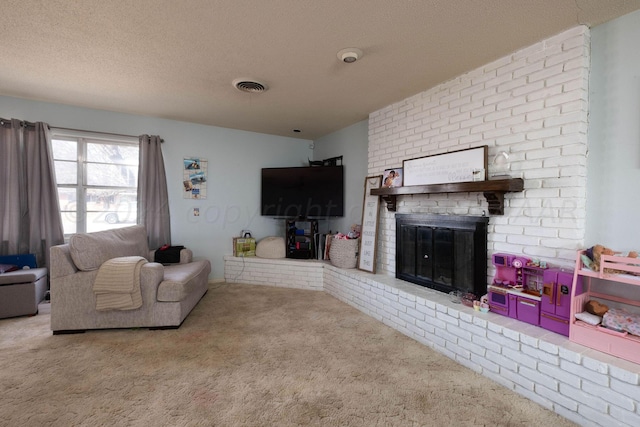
xmin=0 ymin=283 xmax=576 ymax=427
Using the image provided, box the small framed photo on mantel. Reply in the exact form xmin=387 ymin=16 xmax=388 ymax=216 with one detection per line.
xmin=382 ymin=168 xmax=403 ymax=188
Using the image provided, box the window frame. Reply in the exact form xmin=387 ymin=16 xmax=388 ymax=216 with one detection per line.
xmin=50 ymin=129 xmax=139 ymax=237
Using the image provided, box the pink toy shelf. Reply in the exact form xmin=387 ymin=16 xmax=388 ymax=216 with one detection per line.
xmin=569 ymin=250 xmax=640 ymax=364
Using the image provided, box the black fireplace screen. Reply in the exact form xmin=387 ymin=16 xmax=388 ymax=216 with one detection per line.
xmin=396 ymin=214 xmax=488 ymax=297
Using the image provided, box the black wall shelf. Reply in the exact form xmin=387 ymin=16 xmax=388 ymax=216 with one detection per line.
xmin=370 ymin=178 xmax=524 ymax=215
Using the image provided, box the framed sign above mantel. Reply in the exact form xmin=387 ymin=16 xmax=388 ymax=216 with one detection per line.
xmin=403 ymin=146 xmax=488 ymax=186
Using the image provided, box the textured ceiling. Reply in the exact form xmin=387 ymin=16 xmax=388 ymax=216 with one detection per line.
xmin=1 ymin=0 xmax=639 ymax=140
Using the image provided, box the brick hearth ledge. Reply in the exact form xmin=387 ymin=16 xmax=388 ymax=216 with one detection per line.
xmin=224 ymin=256 xmax=640 ymax=427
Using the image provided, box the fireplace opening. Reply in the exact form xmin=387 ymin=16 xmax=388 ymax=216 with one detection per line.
xmin=395 ymin=214 xmax=489 ymax=297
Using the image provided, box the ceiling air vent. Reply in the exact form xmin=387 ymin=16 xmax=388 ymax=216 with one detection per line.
xmin=233 ymin=79 xmax=268 ymax=93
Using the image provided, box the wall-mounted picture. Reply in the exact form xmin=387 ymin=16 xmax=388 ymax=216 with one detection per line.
xmin=383 ymin=168 xmax=403 ymax=188
xmin=183 ymin=157 xmax=208 ymax=199
xmin=189 ymin=171 xmax=206 ymax=184
xmin=184 ymin=158 xmax=201 ymax=170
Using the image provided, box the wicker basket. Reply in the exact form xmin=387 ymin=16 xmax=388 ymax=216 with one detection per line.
xmin=329 ymin=238 xmax=359 ymax=269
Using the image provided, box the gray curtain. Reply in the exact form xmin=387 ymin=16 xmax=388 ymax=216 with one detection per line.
xmin=137 ymin=134 xmax=171 ymax=250
xmin=0 ymin=118 xmax=65 ymax=270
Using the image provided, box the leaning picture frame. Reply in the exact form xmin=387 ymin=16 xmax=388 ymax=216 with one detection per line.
xmin=358 ymin=175 xmax=382 ymax=273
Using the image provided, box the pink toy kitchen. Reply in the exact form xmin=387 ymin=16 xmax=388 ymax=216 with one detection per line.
xmin=487 ymin=253 xmax=581 ymax=336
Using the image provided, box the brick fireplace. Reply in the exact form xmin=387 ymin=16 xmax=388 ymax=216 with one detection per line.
xmin=368 ymin=25 xmax=590 ymax=277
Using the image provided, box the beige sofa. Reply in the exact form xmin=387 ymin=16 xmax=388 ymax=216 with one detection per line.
xmin=49 ymin=225 xmax=211 ymax=334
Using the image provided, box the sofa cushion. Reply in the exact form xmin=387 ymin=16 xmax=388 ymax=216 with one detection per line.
xmin=157 ymin=260 xmax=209 ymax=302
xmin=69 ymin=225 xmax=150 ymax=271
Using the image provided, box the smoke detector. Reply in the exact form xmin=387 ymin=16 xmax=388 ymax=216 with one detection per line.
xmin=337 ymin=48 xmax=363 ymax=63
xmin=233 ymin=79 xmax=268 ymax=93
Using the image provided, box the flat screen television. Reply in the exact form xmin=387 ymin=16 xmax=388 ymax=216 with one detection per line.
xmin=261 ymin=165 xmax=344 ymax=218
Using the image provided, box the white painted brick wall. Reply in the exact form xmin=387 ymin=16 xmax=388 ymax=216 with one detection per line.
xmin=368 ymin=26 xmax=591 ymax=276
xmin=224 ymin=256 xmax=640 ymax=427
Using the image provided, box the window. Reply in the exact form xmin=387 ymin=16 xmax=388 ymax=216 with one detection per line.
xmin=51 ymin=130 xmax=139 ymax=236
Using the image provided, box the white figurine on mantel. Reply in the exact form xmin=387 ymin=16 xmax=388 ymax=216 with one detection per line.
xmin=491 ymin=151 xmax=511 ymax=179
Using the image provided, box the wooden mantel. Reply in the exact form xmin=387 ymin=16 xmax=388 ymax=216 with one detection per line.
xmin=370 ymin=178 xmax=524 ymax=215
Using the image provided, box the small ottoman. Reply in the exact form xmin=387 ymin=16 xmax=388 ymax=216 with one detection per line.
xmin=256 ymin=237 xmax=286 ymax=259
xmin=0 ymin=268 xmax=48 ymax=319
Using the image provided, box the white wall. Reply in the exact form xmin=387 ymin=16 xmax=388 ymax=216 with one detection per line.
xmin=368 ymin=27 xmax=590 ymax=276
xmin=312 ymin=119 xmax=369 ymax=235
xmin=586 ymin=9 xmax=640 ymax=253
xmin=0 ymin=95 xmax=313 ymax=279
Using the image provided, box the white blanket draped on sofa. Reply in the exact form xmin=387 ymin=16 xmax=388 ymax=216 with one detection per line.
xmin=93 ymin=256 xmax=147 ymax=311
